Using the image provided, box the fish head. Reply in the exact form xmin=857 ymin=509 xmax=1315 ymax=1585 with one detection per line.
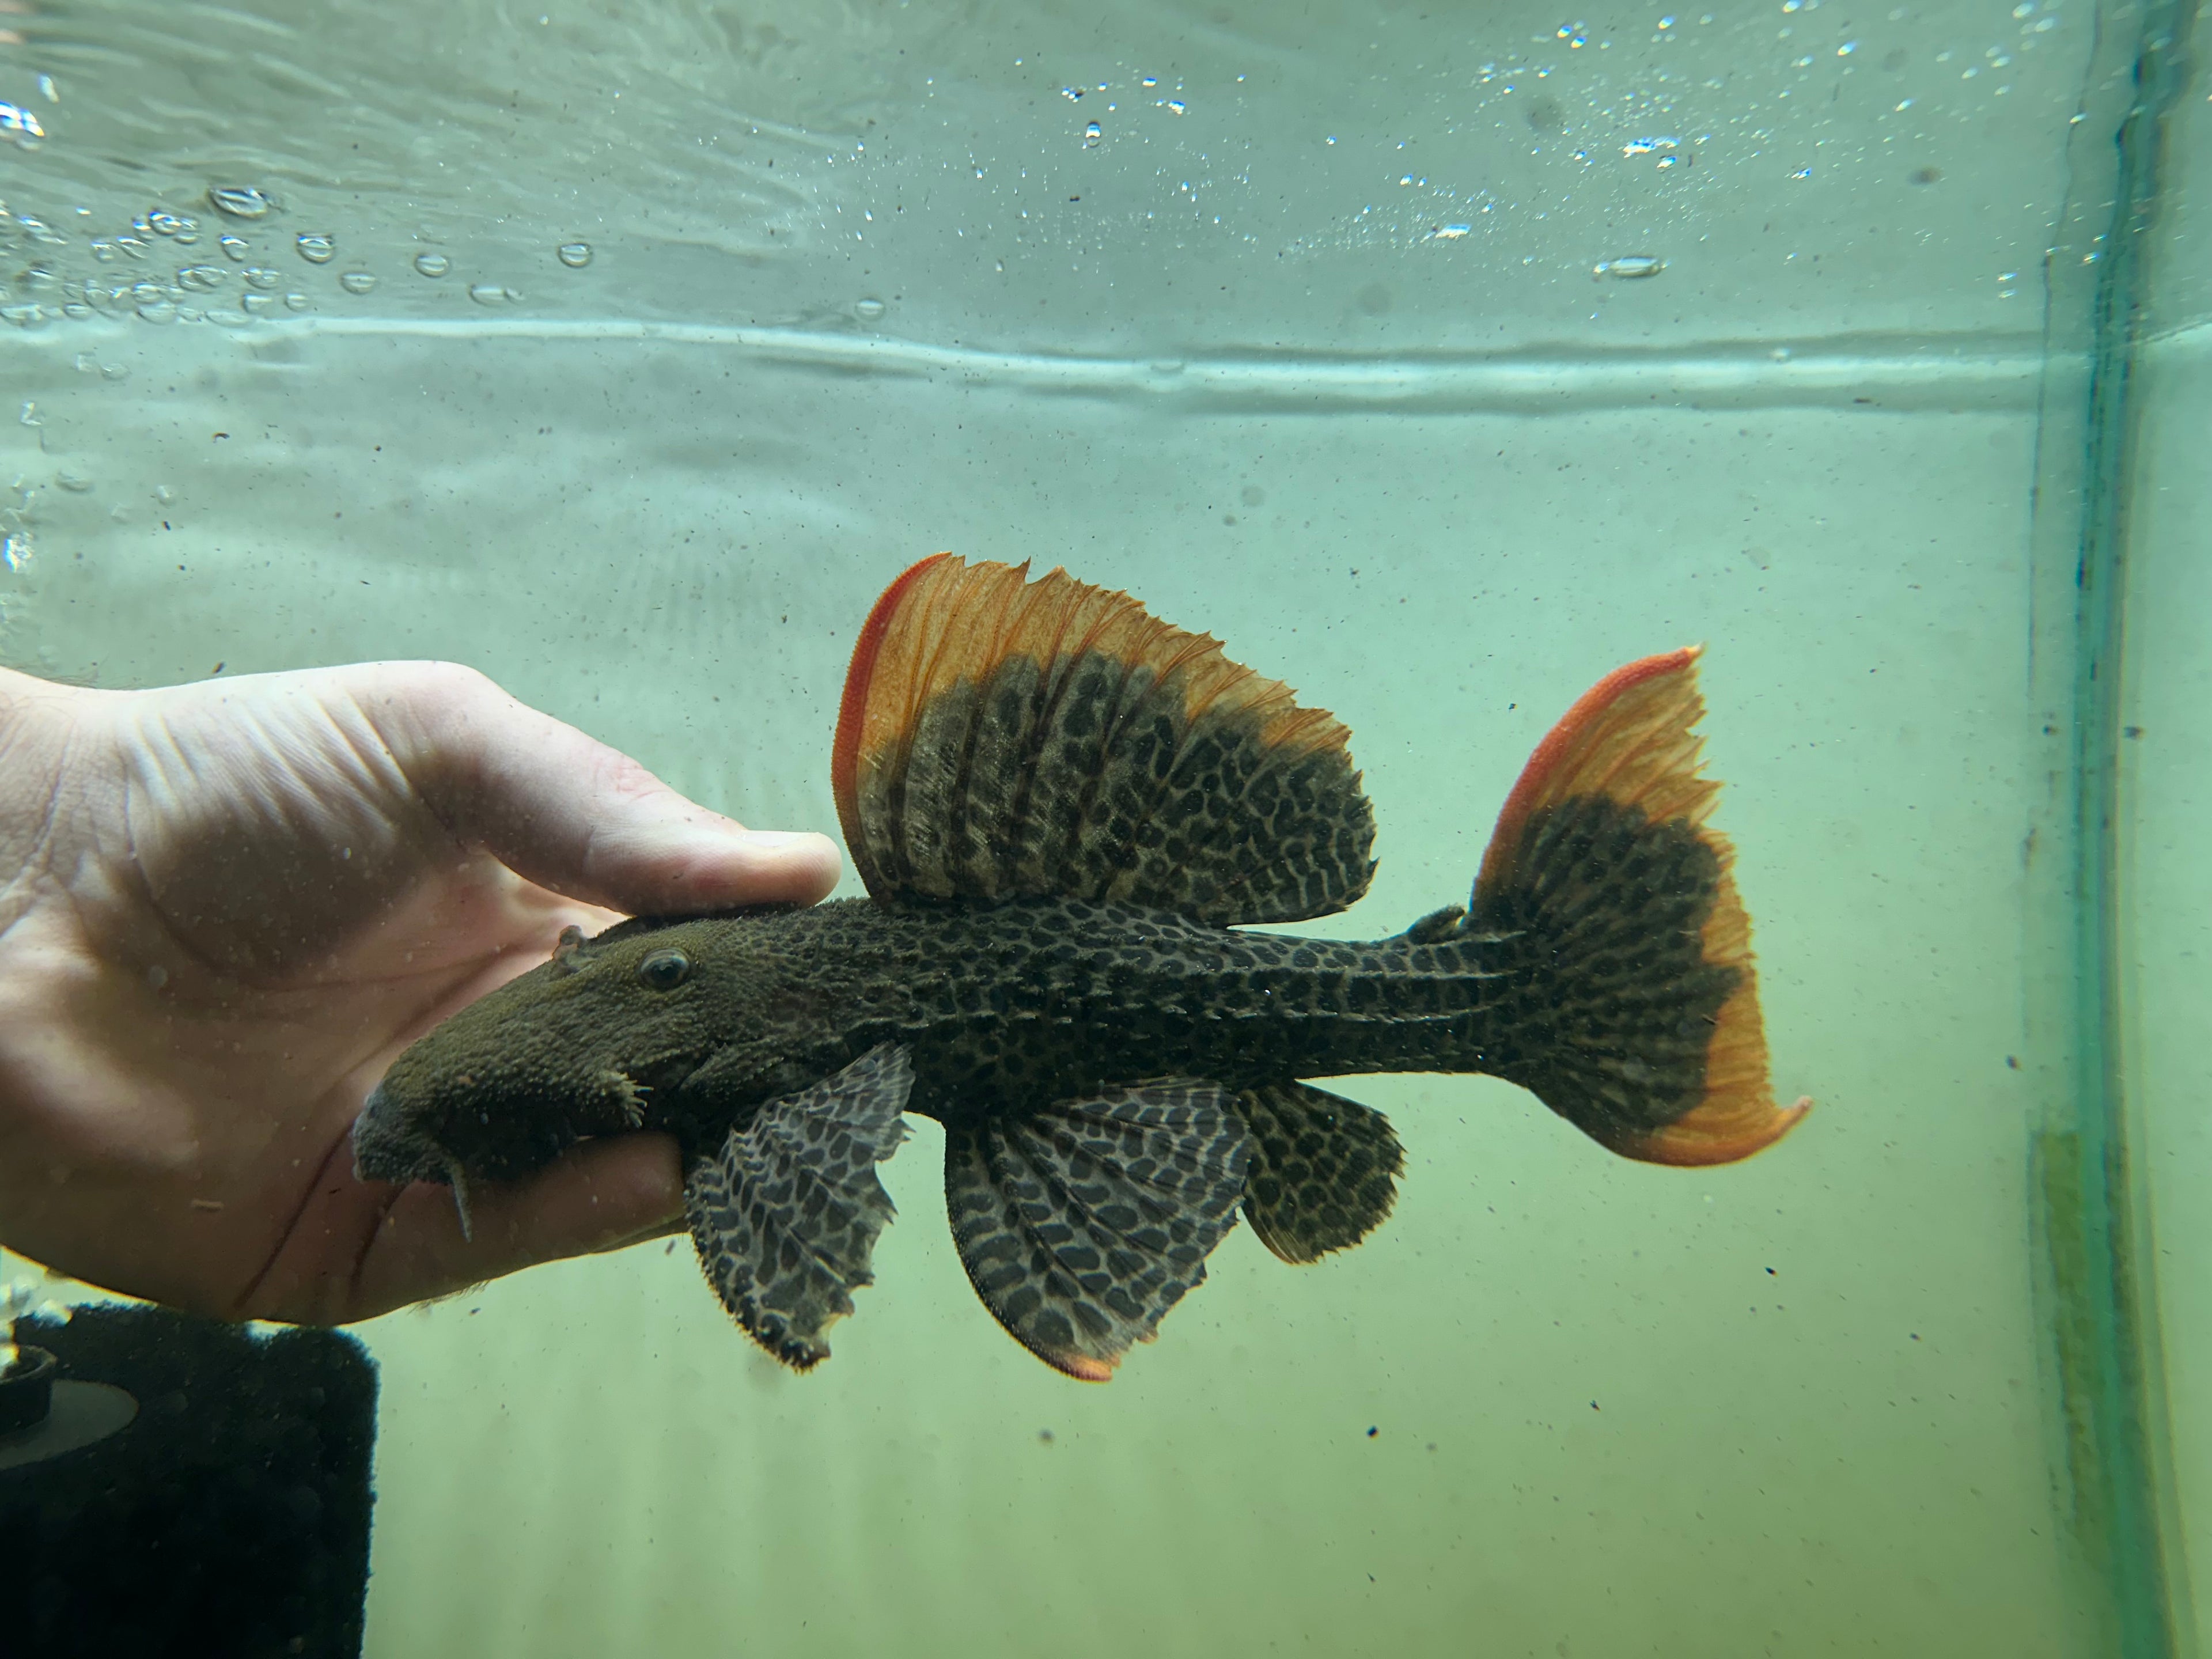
xmin=352 ymin=911 xmax=789 ymax=1196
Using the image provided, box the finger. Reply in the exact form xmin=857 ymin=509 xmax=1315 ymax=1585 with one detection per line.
xmin=354 ymin=661 xmax=842 ymax=915
xmin=345 ymin=1133 xmax=685 ymax=1321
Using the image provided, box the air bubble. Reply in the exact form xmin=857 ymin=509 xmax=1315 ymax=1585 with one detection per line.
xmin=1622 ymin=136 xmax=1685 ymax=165
xmin=855 ymin=297 xmax=887 ymax=321
xmin=1083 ymin=121 xmax=1102 ymax=145
xmin=240 ymin=291 xmax=277 ymax=316
xmin=137 ymin=299 xmax=178 ymax=324
xmin=0 ymin=101 xmax=46 ymax=142
xmin=468 ymin=282 xmax=512 ymax=306
xmin=339 ymin=271 xmax=377 ymax=294
xmin=1593 ymin=254 xmax=1665 ymax=278
xmin=177 ymin=266 xmax=225 ymax=292
xmin=285 ymin=291 xmax=310 ymax=311
xmin=556 ymin=241 xmax=593 ymax=267
xmin=219 ymin=234 xmax=249 ymax=262
xmin=296 ymin=233 xmax=335 ymax=263
xmin=244 ymin=267 xmax=280 ymax=290
xmin=208 ymin=185 xmax=274 ymax=219
xmin=414 ymin=252 xmax=451 ymax=278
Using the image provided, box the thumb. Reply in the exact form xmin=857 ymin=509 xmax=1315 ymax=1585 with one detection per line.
xmin=357 ymin=661 xmax=842 ymax=915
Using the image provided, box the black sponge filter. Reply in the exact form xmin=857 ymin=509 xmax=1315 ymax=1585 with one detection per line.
xmin=0 ymin=1305 xmax=377 ymax=1659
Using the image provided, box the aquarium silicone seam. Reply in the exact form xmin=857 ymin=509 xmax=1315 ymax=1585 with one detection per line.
xmin=2037 ymin=0 xmax=2200 ymax=1653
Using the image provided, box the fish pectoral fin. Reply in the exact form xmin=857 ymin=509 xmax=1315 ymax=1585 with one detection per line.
xmin=832 ymin=555 xmax=1376 ymax=925
xmin=944 ymin=1080 xmax=1251 ymax=1382
xmin=1236 ymin=1082 xmax=1404 ymax=1264
xmin=685 ymin=1044 xmax=914 ymax=1371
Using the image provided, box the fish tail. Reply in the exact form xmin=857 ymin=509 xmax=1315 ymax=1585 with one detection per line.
xmin=1468 ymin=649 xmax=1810 ymax=1166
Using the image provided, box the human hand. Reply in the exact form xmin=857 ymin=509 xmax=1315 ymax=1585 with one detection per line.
xmin=0 ymin=661 xmax=839 ymax=1323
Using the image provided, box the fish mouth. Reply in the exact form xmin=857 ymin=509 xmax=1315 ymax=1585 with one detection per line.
xmin=350 ymin=1082 xmax=480 ymax=1243
xmin=350 ymin=1064 xmax=671 ymax=1245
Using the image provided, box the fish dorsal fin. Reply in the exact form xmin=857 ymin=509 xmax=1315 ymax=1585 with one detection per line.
xmin=833 ymin=555 xmax=1376 ymax=925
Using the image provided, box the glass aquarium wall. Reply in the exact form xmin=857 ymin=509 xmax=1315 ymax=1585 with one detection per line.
xmin=0 ymin=0 xmax=2199 ymax=1653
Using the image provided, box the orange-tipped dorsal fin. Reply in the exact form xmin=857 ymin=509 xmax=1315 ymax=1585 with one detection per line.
xmin=1474 ymin=649 xmax=1810 ymax=1168
xmin=832 ymin=555 xmax=1376 ymax=923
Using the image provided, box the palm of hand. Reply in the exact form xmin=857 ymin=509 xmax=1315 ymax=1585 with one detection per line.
xmin=0 ymin=664 xmax=836 ymax=1322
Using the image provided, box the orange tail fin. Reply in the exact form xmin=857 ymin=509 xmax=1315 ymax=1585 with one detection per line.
xmin=1472 ymin=649 xmax=1810 ymax=1167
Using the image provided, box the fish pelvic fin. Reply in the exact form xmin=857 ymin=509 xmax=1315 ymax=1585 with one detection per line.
xmin=1471 ymin=649 xmax=1810 ymax=1167
xmin=944 ymin=1080 xmax=1250 ymax=1381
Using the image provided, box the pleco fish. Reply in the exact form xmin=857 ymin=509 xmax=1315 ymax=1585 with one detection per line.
xmin=353 ymin=556 xmax=1811 ymax=1381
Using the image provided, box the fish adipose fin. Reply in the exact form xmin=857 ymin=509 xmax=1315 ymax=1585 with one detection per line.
xmin=685 ymin=1044 xmax=914 ymax=1370
xmin=1237 ymin=1082 xmax=1404 ymax=1264
xmin=834 ymin=554 xmax=1376 ymax=925
xmin=944 ymin=1080 xmax=1251 ymax=1381
xmin=1471 ymin=650 xmax=1811 ymax=1167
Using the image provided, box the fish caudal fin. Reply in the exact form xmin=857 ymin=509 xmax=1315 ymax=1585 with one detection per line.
xmin=944 ymin=1081 xmax=1250 ymax=1381
xmin=1237 ymin=1082 xmax=1403 ymax=1263
xmin=686 ymin=1045 xmax=913 ymax=1370
xmin=1471 ymin=650 xmax=1810 ymax=1166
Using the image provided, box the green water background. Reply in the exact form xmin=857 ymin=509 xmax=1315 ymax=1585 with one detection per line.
xmin=1 ymin=0 xmax=2206 ymax=1652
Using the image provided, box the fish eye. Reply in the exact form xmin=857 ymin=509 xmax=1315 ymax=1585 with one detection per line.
xmin=637 ymin=949 xmax=692 ymax=991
